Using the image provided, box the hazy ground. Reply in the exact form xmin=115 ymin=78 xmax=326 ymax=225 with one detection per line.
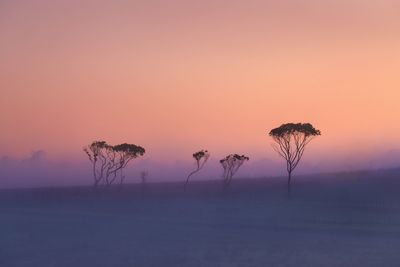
xmin=1 ymin=169 xmax=400 ymax=267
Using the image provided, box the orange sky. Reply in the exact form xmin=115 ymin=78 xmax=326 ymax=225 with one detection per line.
xmin=1 ymin=0 xmax=400 ymax=162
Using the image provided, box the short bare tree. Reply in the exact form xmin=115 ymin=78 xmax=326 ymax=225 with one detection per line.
xmin=140 ymin=170 xmax=148 ymax=195
xmin=269 ymin=123 xmax=321 ymax=193
xmin=220 ymin=154 xmax=249 ymax=187
xmin=84 ymin=141 xmax=145 ymax=188
xmin=184 ymin=150 xmax=210 ymax=191
xmin=140 ymin=170 xmax=148 ymax=184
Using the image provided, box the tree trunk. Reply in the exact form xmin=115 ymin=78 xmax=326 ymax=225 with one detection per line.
xmin=184 ymin=176 xmax=190 ymax=191
xmin=287 ymin=171 xmax=292 ymax=193
xmin=184 ymin=169 xmax=198 ymax=191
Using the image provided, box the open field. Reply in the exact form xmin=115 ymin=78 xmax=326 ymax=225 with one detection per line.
xmin=1 ymin=169 xmax=400 ymax=267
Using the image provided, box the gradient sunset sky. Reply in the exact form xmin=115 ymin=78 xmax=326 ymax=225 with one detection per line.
xmin=1 ymin=0 xmax=400 ymax=165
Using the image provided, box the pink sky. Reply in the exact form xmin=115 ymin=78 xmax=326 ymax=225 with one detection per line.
xmin=1 ymin=0 xmax=400 ymax=173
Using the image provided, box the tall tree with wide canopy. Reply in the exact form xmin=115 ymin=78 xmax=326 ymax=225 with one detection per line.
xmin=107 ymin=143 xmax=146 ymax=186
xmin=220 ymin=154 xmax=249 ymax=187
xmin=269 ymin=123 xmax=321 ymax=193
xmin=84 ymin=141 xmax=145 ymax=188
xmin=184 ymin=150 xmax=210 ymax=191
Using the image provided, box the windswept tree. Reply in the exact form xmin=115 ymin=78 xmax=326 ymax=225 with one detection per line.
xmin=83 ymin=141 xmax=111 ymax=188
xmin=220 ymin=154 xmax=249 ymax=187
xmin=269 ymin=123 xmax=321 ymax=193
xmin=108 ymin=143 xmax=146 ymax=186
xmin=83 ymin=141 xmax=145 ymax=188
xmin=184 ymin=150 xmax=210 ymax=191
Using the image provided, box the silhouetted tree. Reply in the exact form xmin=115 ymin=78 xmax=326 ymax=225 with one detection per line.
xmin=140 ymin=170 xmax=148 ymax=184
xmin=140 ymin=170 xmax=148 ymax=195
xmin=84 ymin=141 xmax=145 ymax=188
xmin=184 ymin=150 xmax=210 ymax=191
xmin=220 ymin=154 xmax=249 ymax=187
xmin=106 ymin=143 xmax=145 ymax=187
xmin=269 ymin=123 xmax=321 ymax=193
xmin=83 ymin=141 xmax=111 ymax=188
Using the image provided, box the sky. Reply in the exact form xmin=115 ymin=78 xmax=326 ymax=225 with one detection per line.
xmin=1 ymin=0 xmax=400 ymax=187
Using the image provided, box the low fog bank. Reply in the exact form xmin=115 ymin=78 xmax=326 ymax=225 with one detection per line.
xmin=2 ymin=168 xmax=400 ymax=267
xmin=2 ymin=168 xmax=400 ymax=203
xmin=0 ymin=149 xmax=399 ymax=188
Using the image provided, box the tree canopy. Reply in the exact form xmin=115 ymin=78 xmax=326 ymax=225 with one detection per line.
xmin=113 ymin=143 xmax=145 ymax=157
xmin=269 ymin=123 xmax=321 ymax=138
xmin=193 ymin=150 xmax=208 ymax=161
